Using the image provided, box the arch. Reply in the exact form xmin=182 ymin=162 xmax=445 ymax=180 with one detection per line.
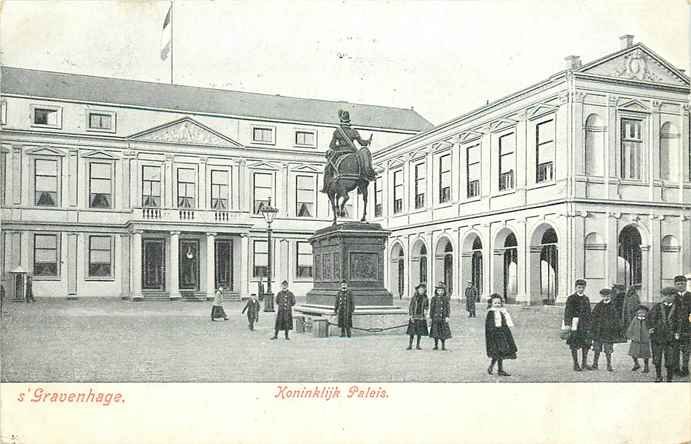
xmin=435 ymin=235 xmax=454 ymax=296
xmin=661 ymin=235 xmax=680 ymax=250
xmin=462 ymin=231 xmax=484 ymax=296
xmin=462 ymin=230 xmax=484 ymax=251
xmin=410 ymin=238 xmax=428 ymax=291
xmin=660 ymin=122 xmax=680 ymax=181
xmin=584 ymin=232 xmax=604 ymax=246
xmin=493 ymin=227 xmax=518 ymax=303
xmin=661 ymin=234 xmax=681 ymax=285
xmin=529 ymin=223 xmax=559 ymax=304
xmin=585 ymin=113 xmax=605 ymax=177
xmin=617 ymin=225 xmax=643 ymax=288
xmin=389 ymin=241 xmax=406 ymax=300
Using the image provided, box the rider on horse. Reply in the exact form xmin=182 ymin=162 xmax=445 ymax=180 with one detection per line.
xmin=321 ymin=110 xmax=377 ymax=193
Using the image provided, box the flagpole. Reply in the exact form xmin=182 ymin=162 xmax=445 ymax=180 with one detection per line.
xmin=170 ymin=0 xmax=174 ymax=85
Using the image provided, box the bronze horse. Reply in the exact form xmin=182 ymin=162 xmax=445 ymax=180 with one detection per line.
xmin=323 ymin=150 xmax=373 ymax=225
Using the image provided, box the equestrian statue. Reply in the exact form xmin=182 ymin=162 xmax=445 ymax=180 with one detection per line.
xmin=321 ymin=110 xmax=377 ymax=225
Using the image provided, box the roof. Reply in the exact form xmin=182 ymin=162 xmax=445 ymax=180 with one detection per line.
xmin=0 ymin=66 xmax=433 ymax=132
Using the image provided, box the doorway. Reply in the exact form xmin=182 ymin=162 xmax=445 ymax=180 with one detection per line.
xmin=215 ymin=239 xmax=233 ymax=290
xmin=143 ymin=239 xmax=166 ymax=290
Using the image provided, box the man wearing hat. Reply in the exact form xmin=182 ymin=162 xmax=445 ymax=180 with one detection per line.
xmin=406 ymin=282 xmax=429 ymax=350
xmin=673 ymin=275 xmax=690 ymax=376
xmin=563 ymin=279 xmax=593 ymax=371
xmin=648 ymin=287 xmax=681 ymax=382
xmin=464 ymin=280 xmax=478 ymax=318
xmin=334 ymin=280 xmax=355 ymax=338
xmin=271 ymin=280 xmax=295 ymax=340
xmin=591 ymin=288 xmax=625 ymax=371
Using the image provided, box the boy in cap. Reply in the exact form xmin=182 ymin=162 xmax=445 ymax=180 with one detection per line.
xmin=334 ymin=280 xmax=355 ymax=338
xmin=242 ymin=294 xmax=260 ymax=331
xmin=406 ymin=282 xmax=429 ymax=350
xmin=673 ymin=275 xmax=690 ymax=376
xmin=271 ymin=280 xmax=295 ymax=340
xmin=564 ymin=279 xmax=593 ymax=371
xmin=591 ymin=288 xmax=624 ymax=371
xmin=626 ymin=305 xmax=651 ymax=373
xmin=464 ymin=280 xmax=478 ymax=318
xmin=648 ymin=287 xmax=681 ymax=382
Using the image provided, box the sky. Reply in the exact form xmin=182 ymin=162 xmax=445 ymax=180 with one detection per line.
xmin=0 ymin=0 xmax=688 ymax=125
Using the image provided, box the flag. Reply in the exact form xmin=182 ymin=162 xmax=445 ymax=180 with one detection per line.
xmin=160 ymin=3 xmax=172 ymax=61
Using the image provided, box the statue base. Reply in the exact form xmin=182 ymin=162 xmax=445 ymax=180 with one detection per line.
xmin=293 ymin=304 xmax=409 ymax=337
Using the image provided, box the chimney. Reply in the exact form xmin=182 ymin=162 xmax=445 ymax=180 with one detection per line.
xmin=564 ymin=55 xmax=582 ymax=70
xmin=620 ymin=34 xmax=634 ymax=49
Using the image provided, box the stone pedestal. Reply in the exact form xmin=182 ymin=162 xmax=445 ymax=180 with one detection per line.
xmin=305 ymin=222 xmax=393 ymax=306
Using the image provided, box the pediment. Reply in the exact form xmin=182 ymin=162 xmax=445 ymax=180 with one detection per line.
xmin=247 ymin=160 xmax=280 ymax=170
xmin=432 ymin=140 xmax=454 ymax=152
xmin=388 ymin=158 xmax=405 ymax=169
xmin=527 ymin=103 xmax=558 ymax=119
xmin=28 ymin=147 xmax=65 ymax=157
xmin=490 ymin=117 xmax=518 ymax=132
xmin=129 ymin=117 xmax=242 ymax=147
xmin=617 ymin=98 xmax=649 ymax=112
xmin=83 ymin=150 xmax=115 ymax=159
xmin=291 ymin=164 xmax=320 ymax=173
xmin=460 ymin=130 xmax=483 ymax=144
xmin=579 ymin=45 xmax=689 ymax=88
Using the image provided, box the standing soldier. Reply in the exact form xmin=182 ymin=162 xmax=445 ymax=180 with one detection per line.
xmin=648 ymin=287 xmax=681 ymax=382
xmin=406 ymin=282 xmax=429 ymax=350
xmin=465 ymin=280 xmax=478 ymax=318
xmin=334 ymin=280 xmax=355 ymax=338
xmin=429 ymin=282 xmax=452 ymax=350
xmin=242 ymin=294 xmax=260 ymax=331
xmin=564 ymin=279 xmax=593 ymax=371
xmin=673 ymin=275 xmax=690 ymax=376
xmin=271 ymin=280 xmax=295 ymax=340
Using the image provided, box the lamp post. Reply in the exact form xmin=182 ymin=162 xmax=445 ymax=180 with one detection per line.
xmin=260 ymin=197 xmax=278 ymax=312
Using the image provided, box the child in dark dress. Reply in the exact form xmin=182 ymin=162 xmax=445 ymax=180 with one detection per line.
xmin=406 ymin=282 xmax=429 ymax=350
xmin=429 ymin=282 xmax=452 ymax=351
xmin=485 ymin=294 xmax=518 ymax=376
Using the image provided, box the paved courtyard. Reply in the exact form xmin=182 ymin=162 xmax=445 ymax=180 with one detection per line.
xmin=1 ymin=297 xmax=689 ymax=383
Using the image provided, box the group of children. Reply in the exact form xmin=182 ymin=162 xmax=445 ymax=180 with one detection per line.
xmin=564 ymin=275 xmax=691 ymax=382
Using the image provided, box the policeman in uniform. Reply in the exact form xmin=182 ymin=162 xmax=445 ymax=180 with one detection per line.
xmin=271 ymin=280 xmax=296 ymax=340
xmin=334 ymin=279 xmax=355 ymax=338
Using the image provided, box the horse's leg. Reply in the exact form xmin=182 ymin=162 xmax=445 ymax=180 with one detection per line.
xmin=339 ymin=189 xmax=350 ymax=218
xmin=328 ymin=190 xmax=337 ymax=226
xmin=360 ymin=182 xmax=368 ymax=222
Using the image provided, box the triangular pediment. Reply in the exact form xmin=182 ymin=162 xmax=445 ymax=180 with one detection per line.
xmin=129 ymin=117 xmax=242 ymax=147
xmin=388 ymin=158 xmax=405 ymax=169
xmin=579 ymin=44 xmax=689 ymax=88
xmin=528 ymin=103 xmax=558 ymax=119
xmin=617 ymin=98 xmax=649 ymax=112
xmin=432 ymin=140 xmax=454 ymax=152
xmin=489 ymin=117 xmax=518 ymax=132
xmin=247 ymin=160 xmax=280 ymax=170
xmin=291 ymin=164 xmax=320 ymax=173
xmin=460 ymin=130 xmax=483 ymax=144
xmin=28 ymin=147 xmax=65 ymax=157
xmin=83 ymin=150 xmax=115 ymax=159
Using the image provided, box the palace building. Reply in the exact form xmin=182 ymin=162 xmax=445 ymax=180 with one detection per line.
xmin=371 ymin=36 xmax=690 ymax=304
xmin=0 ymin=66 xmax=431 ymax=300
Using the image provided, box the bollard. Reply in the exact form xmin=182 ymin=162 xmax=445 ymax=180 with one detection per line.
xmin=295 ymin=315 xmax=306 ymax=333
xmin=312 ymin=318 xmax=329 ymax=338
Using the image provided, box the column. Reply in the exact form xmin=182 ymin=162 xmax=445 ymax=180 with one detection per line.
xmin=280 ymin=239 xmax=290 ymax=285
xmin=121 ymin=151 xmax=133 ymax=210
xmin=606 ymin=213 xmax=620 ymax=285
xmin=239 ymin=233 xmax=249 ymax=298
xmin=480 ymin=224 xmax=491 ymax=301
xmin=516 ymin=219 xmax=527 ymax=304
xmin=12 ymin=146 xmax=22 ymax=206
xmin=606 ymin=95 xmax=617 ymax=198
xmin=169 ymin=231 xmax=181 ymax=300
xmin=131 ymin=230 xmax=143 ymax=301
xmin=649 ymin=215 xmax=662 ymax=301
xmin=426 ymin=231 xmax=434 ymax=290
xmin=120 ymin=233 xmax=131 ymax=299
xmin=164 ymin=154 xmax=174 ymax=208
xmin=650 ymin=102 xmax=660 ymax=201
xmin=68 ymin=149 xmax=79 ymax=208
xmin=206 ymin=232 xmax=216 ymax=299
xmin=641 ymin=244 xmax=651 ymax=303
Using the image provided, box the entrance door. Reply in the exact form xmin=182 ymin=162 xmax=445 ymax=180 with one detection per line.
xmin=143 ymin=239 xmax=166 ymax=290
xmin=179 ymin=239 xmax=200 ymax=290
xmin=215 ymin=239 xmax=233 ymax=290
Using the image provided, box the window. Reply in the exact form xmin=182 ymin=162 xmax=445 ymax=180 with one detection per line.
xmin=296 ymin=241 xmax=313 ymax=278
xmin=620 ymin=119 xmax=642 ymax=180
xmin=89 ymin=162 xmax=113 ymax=208
xmin=467 ymin=144 xmax=481 ymax=198
xmin=252 ymin=127 xmax=274 ymax=144
xmin=296 ymin=175 xmax=314 ymax=217
xmin=88 ymin=235 xmax=112 ymax=278
xmin=253 ymin=172 xmax=273 ymax=214
xmin=536 ymin=119 xmax=555 ymax=183
xmin=177 ymin=168 xmax=195 ymax=208
xmin=211 ymin=170 xmax=229 ymax=210
xmin=87 ymin=111 xmax=115 ymax=131
xmin=414 ymin=162 xmax=425 ymax=209
xmin=439 ymin=154 xmax=451 ymax=203
xmin=33 ymin=234 xmax=58 ymax=277
xmin=498 ymin=133 xmax=515 ymax=191
xmin=295 ymin=130 xmax=316 ymax=147
xmin=32 ymin=106 xmax=60 ymax=127
xmin=374 ymin=176 xmax=383 ymax=217
xmin=393 ymin=170 xmax=403 ymax=214
xmin=142 ymin=166 xmax=161 ymax=208
xmin=253 ymin=240 xmax=269 ymax=278
xmin=34 ymin=159 xmax=58 ymax=206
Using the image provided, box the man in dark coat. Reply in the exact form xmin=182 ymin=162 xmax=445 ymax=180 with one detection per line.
xmin=406 ymin=282 xmax=429 ymax=350
xmin=564 ymin=279 xmax=593 ymax=371
xmin=25 ymin=275 xmax=35 ymax=303
xmin=271 ymin=280 xmax=295 ymax=340
xmin=242 ymin=295 xmax=260 ymax=331
xmin=464 ymin=280 xmax=478 ymax=318
xmin=334 ymin=280 xmax=355 ymax=338
xmin=648 ymin=287 xmax=681 ymax=382
xmin=591 ymin=288 xmax=625 ymax=371
xmin=673 ymin=275 xmax=690 ymax=376
xmin=430 ymin=282 xmax=452 ymax=350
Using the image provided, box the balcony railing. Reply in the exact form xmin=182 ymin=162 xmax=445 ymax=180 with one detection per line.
xmin=415 ymin=194 xmax=425 ymax=209
xmin=536 ymin=162 xmax=554 ymax=183
xmin=135 ymin=207 xmax=246 ymax=224
xmin=499 ymin=171 xmax=514 ymax=191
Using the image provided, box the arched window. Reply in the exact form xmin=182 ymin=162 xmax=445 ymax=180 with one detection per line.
xmin=585 ymin=114 xmax=605 ymax=177
xmin=584 ymin=232 xmax=606 ymax=280
xmin=660 ymin=122 xmax=679 ymax=181
xmin=540 ymin=228 xmax=558 ymax=303
xmin=618 ymin=226 xmax=642 ymax=288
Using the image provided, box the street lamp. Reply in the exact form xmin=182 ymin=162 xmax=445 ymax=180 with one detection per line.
xmin=260 ymin=196 xmax=278 ymax=312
